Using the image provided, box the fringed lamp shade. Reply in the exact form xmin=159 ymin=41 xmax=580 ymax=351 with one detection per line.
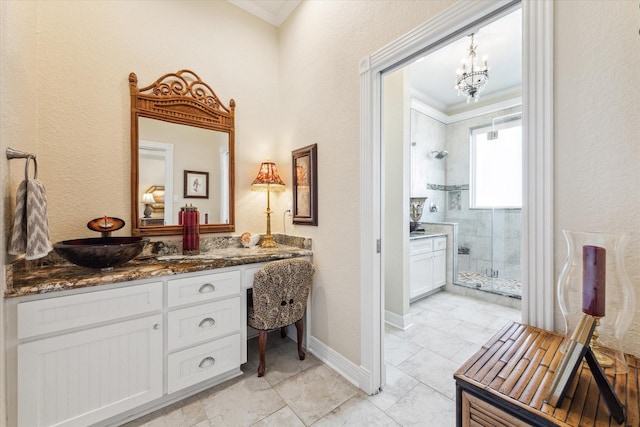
xmin=251 ymin=161 xmax=285 ymax=248
xmin=251 ymin=161 xmax=285 ymax=191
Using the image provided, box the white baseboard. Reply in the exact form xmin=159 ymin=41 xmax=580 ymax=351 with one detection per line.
xmin=308 ymin=336 xmax=371 ymax=393
xmin=384 ymin=310 xmax=413 ymax=330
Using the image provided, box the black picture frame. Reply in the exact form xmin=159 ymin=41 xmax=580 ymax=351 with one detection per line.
xmin=292 ymin=144 xmax=318 ymax=225
xmin=545 ymin=314 xmax=596 ymax=407
xmin=183 ymin=170 xmax=209 ymax=199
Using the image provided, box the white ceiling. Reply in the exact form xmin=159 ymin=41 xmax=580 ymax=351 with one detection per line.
xmin=227 ymin=0 xmax=301 ymax=26
xmin=407 ymin=8 xmax=522 ymax=117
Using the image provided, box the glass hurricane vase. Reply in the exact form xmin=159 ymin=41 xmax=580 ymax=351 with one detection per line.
xmin=557 ymin=230 xmax=635 ymax=373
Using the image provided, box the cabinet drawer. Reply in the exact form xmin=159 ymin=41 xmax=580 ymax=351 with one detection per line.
xmin=461 ymin=390 xmax=529 ymax=427
xmin=243 ymin=263 xmax=266 ymax=289
xmin=168 ymin=297 xmax=240 ymax=351
xmin=167 ymin=270 xmax=240 ymax=307
xmin=17 ymin=282 xmax=163 ymax=339
xmin=410 ymin=238 xmax=433 ymax=255
xmin=167 ymin=334 xmax=241 ymax=393
xmin=433 ymin=237 xmax=447 ymax=251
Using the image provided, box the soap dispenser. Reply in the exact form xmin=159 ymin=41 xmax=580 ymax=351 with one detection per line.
xmin=182 ymin=204 xmax=200 ymax=255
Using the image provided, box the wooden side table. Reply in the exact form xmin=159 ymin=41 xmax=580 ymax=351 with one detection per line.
xmin=454 ymin=322 xmax=639 ymax=426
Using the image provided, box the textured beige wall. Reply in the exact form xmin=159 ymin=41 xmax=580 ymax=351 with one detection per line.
xmin=278 ymin=0 xmax=455 ymax=363
xmin=554 ymin=0 xmax=640 ymax=355
xmin=1 ymin=2 xmax=39 ymax=425
xmin=29 ymin=0 xmax=278 ymax=242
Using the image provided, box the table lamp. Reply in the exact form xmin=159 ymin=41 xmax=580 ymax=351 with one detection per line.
xmin=251 ymin=160 xmax=285 ymax=248
xmin=141 ymin=193 xmax=155 ymax=218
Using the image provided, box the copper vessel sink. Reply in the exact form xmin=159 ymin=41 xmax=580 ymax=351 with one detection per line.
xmin=54 ymin=237 xmax=149 ymax=271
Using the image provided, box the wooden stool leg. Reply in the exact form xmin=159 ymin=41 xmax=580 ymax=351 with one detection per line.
xmin=258 ymin=330 xmax=267 ymax=377
xmin=295 ymin=319 xmax=305 ymax=360
xmin=280 ymin=326 xmax=287 ymax=339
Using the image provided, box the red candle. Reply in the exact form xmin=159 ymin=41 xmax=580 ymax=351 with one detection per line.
xmin=582 ymin=245 xmax=606 ymax=317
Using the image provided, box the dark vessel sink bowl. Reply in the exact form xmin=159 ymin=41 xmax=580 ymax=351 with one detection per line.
xmin=54 ymin=237 xmax=149 ymax=271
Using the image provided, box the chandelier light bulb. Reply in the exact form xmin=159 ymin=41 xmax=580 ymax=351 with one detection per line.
xmin=454 ymin=33 xmax=490 ymax=103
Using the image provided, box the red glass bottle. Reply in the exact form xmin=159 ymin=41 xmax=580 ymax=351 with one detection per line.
xmin=182 ymin=205 xmax=200 ymax=255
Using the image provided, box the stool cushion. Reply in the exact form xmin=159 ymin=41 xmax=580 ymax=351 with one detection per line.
xmin=248 ymin=258 xmax=314 ymax=330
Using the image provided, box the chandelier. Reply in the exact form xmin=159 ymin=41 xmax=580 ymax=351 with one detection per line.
xmin=454 ymin=33 xmax=489 ymax=103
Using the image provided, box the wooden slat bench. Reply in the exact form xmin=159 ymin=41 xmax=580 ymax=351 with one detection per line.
xmin=455 ymin=322 xmax=639 ymax=426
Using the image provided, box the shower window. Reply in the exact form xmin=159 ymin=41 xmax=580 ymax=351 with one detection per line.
xmin=470 ymin=118 xmax=522 ymax=209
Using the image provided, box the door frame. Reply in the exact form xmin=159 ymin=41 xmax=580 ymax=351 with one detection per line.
xmin=358 ymin=0 xmax=554 ymax=394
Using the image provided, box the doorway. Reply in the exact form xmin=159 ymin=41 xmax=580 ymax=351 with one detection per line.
xmin=358 ymin=0 xmax=554 ymax=396
xmin=382 ymin=1 xmax=523 ymax=385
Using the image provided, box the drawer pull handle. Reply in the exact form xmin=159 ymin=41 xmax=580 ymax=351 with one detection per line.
xmin=153 ymin=323 xmax=160 ymax=330
xmin=198 ymin=283 xmax=215 ymax=293
xmin=199 ymin=357 xmax=215 ymax=369
xmin=199 ymin=317 xmax=216 ymax=328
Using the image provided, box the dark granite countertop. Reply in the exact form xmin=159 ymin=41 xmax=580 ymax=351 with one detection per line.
xmin=5 ymin=234 xmax=312 ymax=298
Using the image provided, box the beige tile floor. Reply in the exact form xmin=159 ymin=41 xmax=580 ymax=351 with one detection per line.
xmin=124 ymin=291 xmax=520 ymax=426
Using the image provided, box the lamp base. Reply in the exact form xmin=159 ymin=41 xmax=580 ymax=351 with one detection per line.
xmin=261 ymin=234 xmax=277 ymax=248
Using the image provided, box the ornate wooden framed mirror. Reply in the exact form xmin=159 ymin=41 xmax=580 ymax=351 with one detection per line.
xmin=130 ymin=70 xmax=235 ymax=236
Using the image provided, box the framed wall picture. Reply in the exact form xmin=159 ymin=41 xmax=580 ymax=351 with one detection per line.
xmin=184 ymin=170 xmax=209 ymax=199
xmin=292 ymin=144 xmax=318 ymax=225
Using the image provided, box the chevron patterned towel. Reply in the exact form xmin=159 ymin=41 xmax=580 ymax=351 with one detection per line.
xmin=8 ymin=179 xmax=53 ymax=260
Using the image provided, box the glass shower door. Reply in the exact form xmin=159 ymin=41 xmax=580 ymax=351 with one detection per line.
xmin=489 ymin=208 xmax=521 ymax=297
xmin=455 ymin=116 xmax=522 ymax=298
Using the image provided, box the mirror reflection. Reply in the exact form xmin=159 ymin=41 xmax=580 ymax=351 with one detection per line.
xmin=129 ymin=69 xmax=235 ymax=237
xmin=138 ymin=118 xmax=230 ymax=227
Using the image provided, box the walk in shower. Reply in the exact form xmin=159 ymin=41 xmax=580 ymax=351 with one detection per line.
xmin=450 ymin=115 xmax=522 ymax=298
xmin=455 ymin=208 xmax=522 ymax=298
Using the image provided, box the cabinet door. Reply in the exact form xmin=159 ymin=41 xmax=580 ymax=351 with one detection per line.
xmin=432 ymin=250 xmax=447 ymax=288
xmin=18 ymin=315 xmax=163 ymax=427
xmin=409 ymin=252 xmax=432 ymax=299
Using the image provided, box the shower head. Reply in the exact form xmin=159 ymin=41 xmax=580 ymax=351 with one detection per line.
xmin=431 ymin=150 xmax=448 ymax=160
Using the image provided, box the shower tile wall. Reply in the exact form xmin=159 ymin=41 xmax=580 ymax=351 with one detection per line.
xmin=410 ymin=108 xmax=446 ymax=223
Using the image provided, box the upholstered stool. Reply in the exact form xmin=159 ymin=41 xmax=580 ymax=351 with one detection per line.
xmin=247 ymin=258 xmax=314 ymax=377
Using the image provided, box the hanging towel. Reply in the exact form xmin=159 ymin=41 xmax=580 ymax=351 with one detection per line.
xmin=8 ymin=179 xmax=53 ymax=260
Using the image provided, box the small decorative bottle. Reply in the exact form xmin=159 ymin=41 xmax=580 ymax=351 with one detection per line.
xmin=182 ymin=205 xmax=200 ymax=255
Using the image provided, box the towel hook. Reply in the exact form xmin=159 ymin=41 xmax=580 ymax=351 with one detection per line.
xmin=6 ymin=147 xmax=38 ymax=180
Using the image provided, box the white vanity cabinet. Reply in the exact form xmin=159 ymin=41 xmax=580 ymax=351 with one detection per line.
xmin=13 ymin=283 xmax=164 ymax=427
xmin=6 ymin=268 xmax=247 ymax=427
xmin=409 ymin=235 xmax=447 ymax=300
